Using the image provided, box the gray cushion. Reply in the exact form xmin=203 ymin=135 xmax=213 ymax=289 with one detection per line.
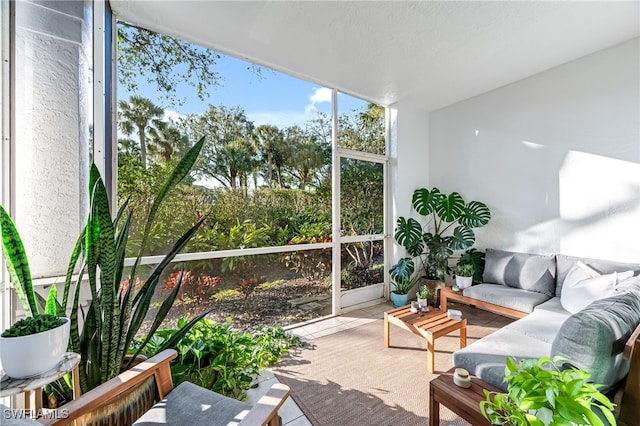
xmin=463 ymin=284 xmax=551 ymax=313
xmin=483 ymin=249 xmax=556 ymax=296
xmin=550 ymin=289 xmax=640 ymax=390
xmin=133 ymin=381 xmax=252 ymax=425
xmin=504 ymin=307 xmax=570 ymax=344
xmin=533 ymin=297 xmax=569 ymax=315
xmin=453 ymin=329 xmax=552 ymax=391
xmin=555 ymin=254 xmax=640 ymax=296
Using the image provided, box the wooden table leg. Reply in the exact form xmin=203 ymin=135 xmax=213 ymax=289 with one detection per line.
xmin=384 ymin=312 xmax=390 ymax=347
xmin=429 ymin=384 xmax=439 ymax=426
xmin=460 ymin=319 xmax=467 ymax=348
xmin=427 ymin=333 xmax=435 ymax=373
xmin=72 ymin=365 xmax=81 ymax=399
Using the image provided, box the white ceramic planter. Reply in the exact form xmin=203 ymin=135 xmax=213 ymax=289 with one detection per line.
xmin=0 ymin=317 xmax=70 ymax=378
xmin=456 ymin=276 xmax=473 ymax=290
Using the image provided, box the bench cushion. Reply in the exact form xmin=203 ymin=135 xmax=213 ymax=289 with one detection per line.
xmin=483 ymin=249 xmax=556 ymax=296
xmin=133 ymin=381 xmax=252 ymax=425
xmin=463 ymin=284 xmax=551 ymax=313
xmin=551 ymin=289 xmax=640 ymax=390
xmin=453 ymin=329 xmax=552 ymax=391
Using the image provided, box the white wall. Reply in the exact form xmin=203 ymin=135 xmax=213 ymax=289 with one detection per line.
xmin=388 ymin=101 xmax=430 ymax=263
xmin=14 ymin=0 xmax=91 ymax=278
xmin=429 ymin=38 xmax=640 ymax=262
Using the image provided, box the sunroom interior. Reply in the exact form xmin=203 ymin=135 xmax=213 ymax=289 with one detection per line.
xmin=1 ymin=0 xmax=639 ymax=423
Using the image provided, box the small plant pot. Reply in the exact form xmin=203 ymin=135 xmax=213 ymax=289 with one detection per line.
xmin=456 ymin=276 xmax=473 ymax=290
xmin=0 ymin=317 xmax=70 ymax=378
xmin=417 ymin=297 xmax=428 ymax=310
xmin=390 ymin=292 xmax=409 ymax=308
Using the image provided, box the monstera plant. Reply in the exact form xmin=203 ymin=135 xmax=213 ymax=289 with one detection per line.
xmin=390 ymin=187 xmax=490 ymax=283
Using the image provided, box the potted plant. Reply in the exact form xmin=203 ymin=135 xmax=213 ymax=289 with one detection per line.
xmin=0 ymin=206 xmax=70 ymax=378
xmin=454 ymin=263 xmax=474 ymax=290
xmin=391 ymin=188 xmax=490 ymax=294
xmin=390 ymin=273 xmax=419 ymax=308
xmin=0 ymin=314 xmax=70 ymax=378
xmin=416 ymin=285 xmax=429 ymax=311
xmin=480 ymin=356 xmax=616 ymax=426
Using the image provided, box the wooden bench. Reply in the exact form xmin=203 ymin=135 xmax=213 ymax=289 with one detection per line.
xmin=37 ymin=350 xmax=290 ymax=426
xmin=618 ymin=321 xmax=640 ymax=426
xmin=440 ymin=286 xmax=528 ymax=319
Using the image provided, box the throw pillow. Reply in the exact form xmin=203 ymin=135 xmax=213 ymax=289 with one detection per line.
xmin=560 ymin=262 xmax=633 ymax=314
xmin=482 ymin=248 xmax=556 ymax=296
xmin=551 ymin=290 xmax=640 ymax=390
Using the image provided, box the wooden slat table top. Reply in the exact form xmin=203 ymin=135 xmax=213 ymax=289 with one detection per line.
xmin=385 ymin=306 xmax=463 ymax=337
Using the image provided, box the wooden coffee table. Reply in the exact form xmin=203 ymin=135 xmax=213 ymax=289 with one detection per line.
xmin=429 ymin=369 xmax=502 ymax=426
xmin=384 ymin=306 xmax=466 ymax=373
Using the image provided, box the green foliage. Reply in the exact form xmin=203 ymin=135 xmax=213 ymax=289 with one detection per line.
xmin=1 ymin=314 xmax=64 ymax=337
xmin=458 ymin=248 xmax=486 ymax=283
xmin=455 ymin=263 xmax=474 ymax=278
xmin=138 ymin=317 xmax=301 ymax=399
xmin=0 ymin=205 xmax=39 ymax=317
xmin=480 ymin=357 xmax=616 ymax=426
xmin=390 ymin=273 xmax=419 ymax=295
xmin=60 ymin=138 xmax=210 ymax=394
xmin=117 ymin=23 xmax=221 ymax=106
xmin=392 ymin=187 xmax=491 ymax=281
xmin=416 ymin=285 xmax=429 ymax=299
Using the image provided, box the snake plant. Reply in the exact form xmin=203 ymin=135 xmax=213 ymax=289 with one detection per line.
xmin=55 ymin=136 xmax=210 ymax=393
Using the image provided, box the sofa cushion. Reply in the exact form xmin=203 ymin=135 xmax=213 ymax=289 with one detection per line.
xmin=463 ymin=284 xmax=551 ymax=313
xmin=555 ymin=254 xmax=640 ymax=296
xmin=550 ymin=289 xmax=640 ymax=390
xmin=453 ymin=329 xmax=552 ymax=391
xmin=133 ymin=381 xmax=252 ymax=425
xmin=504 ymin=305 xmax=570 ymax=344
xmin=560 ymin=263 xmax=634 ymax=314
xmin=482 ymin=249 xmax=556 ymax=296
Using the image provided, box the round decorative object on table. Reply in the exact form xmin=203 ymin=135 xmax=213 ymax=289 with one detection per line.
xmin=453 ymin=368 xmax=472 ymax=388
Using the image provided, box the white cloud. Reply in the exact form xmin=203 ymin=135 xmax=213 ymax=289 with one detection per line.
xmin=309 ymin=87 xmax=332 ymax=105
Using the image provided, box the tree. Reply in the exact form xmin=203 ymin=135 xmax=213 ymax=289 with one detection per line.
xmin=179 ymin=105 xmax=256 ymax=188
xmin=118 ymin=95 xmax=165 ymax=168
xmin=284 ymin=126 xmax=326 ymax=190
xmin=254 ymin=125 xmax=286 ymax=188
xmin=148 ymin=121 xmax=190 ymax=163
xmin=338 ymin=103 xmax=385 ymax=154
xmin=117 ymin=23 xmax=221 ymax=106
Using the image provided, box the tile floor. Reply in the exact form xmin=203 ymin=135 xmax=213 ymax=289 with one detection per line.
xmin=244 ymin=301 xmax=393 ymax=425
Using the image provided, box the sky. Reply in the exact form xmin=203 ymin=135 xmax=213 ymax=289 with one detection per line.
xmin=117 ymin=50 xmax=369 ymax=130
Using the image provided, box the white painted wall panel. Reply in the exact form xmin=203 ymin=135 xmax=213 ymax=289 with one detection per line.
xmin=429 ymin=38 xmax=640 ymax=262
xmin=14 ymin=0 xmax=91 ymax=278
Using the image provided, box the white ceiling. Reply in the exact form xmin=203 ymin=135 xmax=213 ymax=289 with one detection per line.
xmin=110 ymin=1 xmax=640 ymax=111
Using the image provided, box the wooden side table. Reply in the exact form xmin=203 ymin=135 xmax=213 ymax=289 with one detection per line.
xmin=384 ymin=306 xmax=466 ymax=373
xmin=0 ymin=352 xmax=81 ymax=417
xmin=429 ymin=369 xmax=502 ymax=426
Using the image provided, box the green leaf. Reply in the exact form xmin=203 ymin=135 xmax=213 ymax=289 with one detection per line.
xmin=389 ymin=258 xmax=414 ymax=283
xmin=449 ymin=226 xmax=475 ymax=250
xmin=0 ymin=205 xmax=38 ymax=316
xmin=459 ymin=200 xmax=491 ymax=228
xmin=411 ymin=188 xmax=442 ymax=216
xmin=45 ymin=285 xmax=59 ymax=316
xmin=394 ymin=217 xmax=422 ymax=249
xmin=435 ymin=191 xmax=465 ymax=223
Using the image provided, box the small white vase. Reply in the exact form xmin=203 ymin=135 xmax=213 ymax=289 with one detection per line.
xmin=0 ymin=317 xmax=70 ymax=378
xmin=456 ymin=276 xmax=473 ymax=290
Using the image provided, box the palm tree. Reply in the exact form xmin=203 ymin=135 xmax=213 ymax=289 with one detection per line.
xmin=118 ymin=95 xmax=165 ymax=168
xmin=148 ymin=121 xmax=189 ymax=163
xmin=254 ymin=124 xmax=284 ymax=187
xmin=285 ymin=126 xmax=325 ymax=190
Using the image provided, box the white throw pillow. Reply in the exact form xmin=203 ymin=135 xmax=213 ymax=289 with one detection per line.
xmin=560 ymin=262 xmax=633 ymax=314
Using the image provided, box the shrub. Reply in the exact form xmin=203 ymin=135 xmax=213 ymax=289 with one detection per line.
xmin=138 ymin=317 xmax=301 ymax=400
